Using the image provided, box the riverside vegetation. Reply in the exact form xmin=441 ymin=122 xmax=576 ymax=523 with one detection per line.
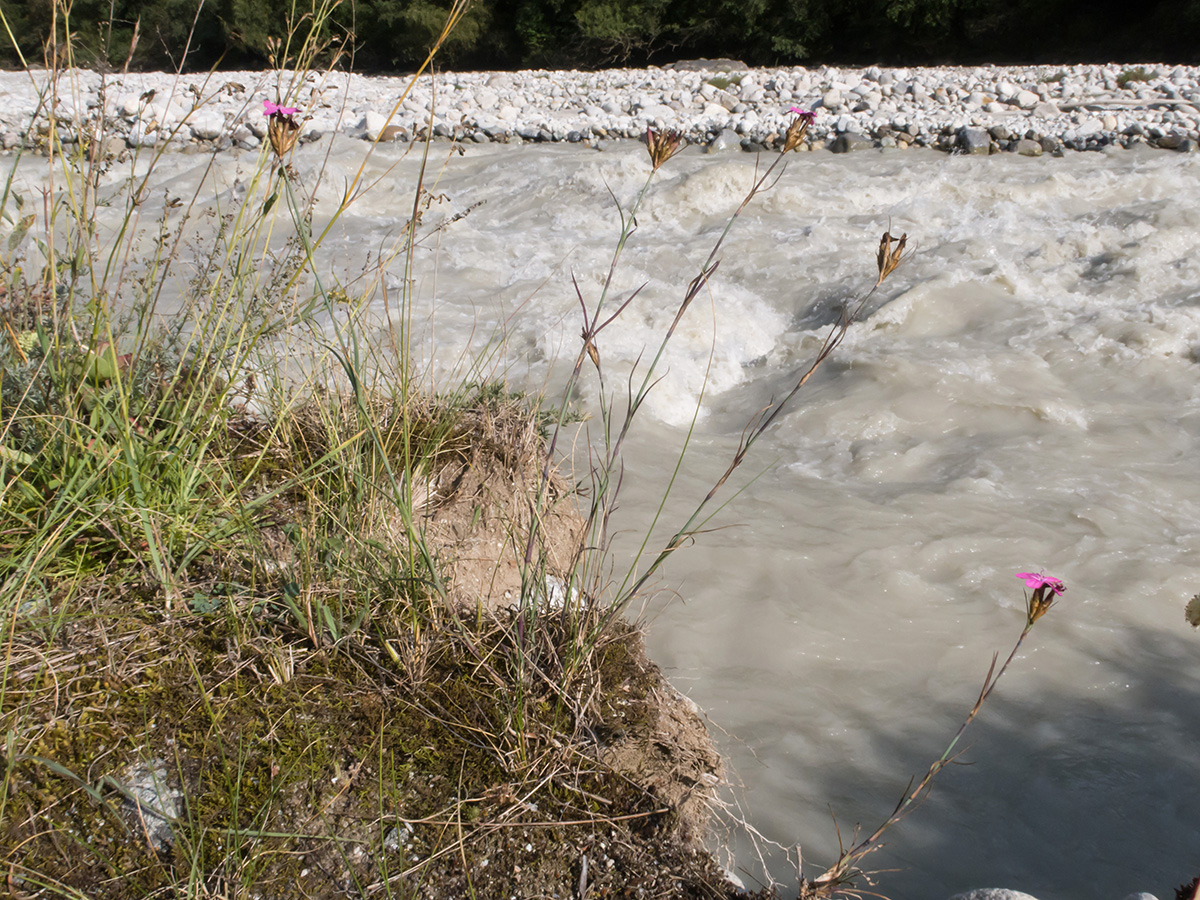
xmin=0 ymin=2 xmax=1068 ymax=898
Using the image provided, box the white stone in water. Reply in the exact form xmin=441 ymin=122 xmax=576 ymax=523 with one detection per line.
xmin=361 ymin=110 xmax=388 ymax=140
xmin=948 ymin=890 xmax=1042 ymax=900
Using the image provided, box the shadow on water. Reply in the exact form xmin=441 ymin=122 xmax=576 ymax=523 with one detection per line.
xmin=725 ymin=621 xmax=1200 ymax=900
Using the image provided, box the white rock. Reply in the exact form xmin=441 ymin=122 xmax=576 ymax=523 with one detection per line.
xmin=126 ymin=124 xmax=157 ymax=147
xmin=1015 ymin=89 xmax=1040 ymax=108
xmin=639 ymin=103 xmax=676 ymax=121
xmin=188 ymin=110 xmax=225 ymax=141
xmin=948 ymin=890 xmax=1042 ymax=900
xmin=361 ymin=110 xmax=388 ymax=139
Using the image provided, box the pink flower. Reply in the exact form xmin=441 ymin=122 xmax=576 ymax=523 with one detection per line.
xmin=1016 ymin=571 xmax=1065 ymax=595
xmin=788 ymin=106 xmax=817 ymax=124
xmin=263 ymin=99 xmax=299 ymax=118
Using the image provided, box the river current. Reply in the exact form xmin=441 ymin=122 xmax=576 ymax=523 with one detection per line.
xmin=22 ymin=138 xmax=1200 ymax=898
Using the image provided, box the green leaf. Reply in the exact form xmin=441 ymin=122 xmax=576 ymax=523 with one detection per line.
xmin=0 ymin=445 xmax=35 ymax=466
xmin=262 ymin=191 xmax=278 ymax=216
xmin=190 ymin=592 xmax=223 ymax=614
xmin=7 ymin=213 xmax=33 ymax=250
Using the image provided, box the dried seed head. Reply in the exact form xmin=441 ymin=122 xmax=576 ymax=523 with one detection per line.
xmin=268 ymin=115 xmax=300 ymax=158
xmin=783 ymin=107 xmax=816 ymax=153
xmin=646 ymin=127 xmax=684 ymax=170
xmin=582 ymin=327 xmax=600 ymax=369
xmin=876 ymin=230 xmax=908 ymax=284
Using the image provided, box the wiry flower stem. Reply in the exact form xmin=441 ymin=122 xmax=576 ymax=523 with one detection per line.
xmin=803 ymin=575 xmax=1065 ymax=898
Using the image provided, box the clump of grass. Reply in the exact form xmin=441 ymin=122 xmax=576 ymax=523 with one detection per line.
xmin=1117 ymin=66 xmax=1154 ymax=88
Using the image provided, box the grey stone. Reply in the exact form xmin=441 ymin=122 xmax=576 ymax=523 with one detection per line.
xmin=1031 ymin=100 xmax=1060 ymax=117
xmin=120 ymin=760 xmax=181 ymax=852
xmin=1157 ymin=132 xmax=1186 ymax=149
xmin=707 ymin=127 xmax=741 ymax=152
xmin=1120 ymin=893 xmax=1160 ymax=900
xmin=664 ymin=58 xmax=748 ymax=72
xmin=830 ymin=131 xmax=874 ymax=152
xmin=1040 ymin=135 xmax=1063 ymax=153
xmin=1014 ymin=138 xmax=1043 ymax=156
xmin=956 ymin=127 xmax=991 ymax=154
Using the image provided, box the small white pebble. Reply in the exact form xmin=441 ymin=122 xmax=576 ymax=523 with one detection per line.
xmin=525 ymin=843 xmax=533 ymax=852
xmin=480 ymin=858 xmax=489 ymax=867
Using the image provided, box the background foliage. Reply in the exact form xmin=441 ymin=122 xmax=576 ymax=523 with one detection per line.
xmin=4 ymin=0 xmax=1199 ymax=71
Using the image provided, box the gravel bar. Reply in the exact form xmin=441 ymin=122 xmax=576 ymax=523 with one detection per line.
xmin=4 ymin=61 xmax=1199 ymax=156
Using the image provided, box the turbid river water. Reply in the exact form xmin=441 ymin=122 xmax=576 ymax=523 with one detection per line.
xmin=16 ymin=137 xmax=1200 ymax=899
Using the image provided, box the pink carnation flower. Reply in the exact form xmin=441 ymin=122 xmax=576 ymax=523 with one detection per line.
xmin=263 ymin=99 xmax=299 ymax=117
xmin=788 ymin=106 xmax=817 ymax=124
xmin=1016 ymin=571 xmax=1065 ymax=595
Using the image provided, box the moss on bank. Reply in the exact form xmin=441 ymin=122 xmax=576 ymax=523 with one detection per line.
xmin=5 ymin=606 xmax=741 ymax=898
